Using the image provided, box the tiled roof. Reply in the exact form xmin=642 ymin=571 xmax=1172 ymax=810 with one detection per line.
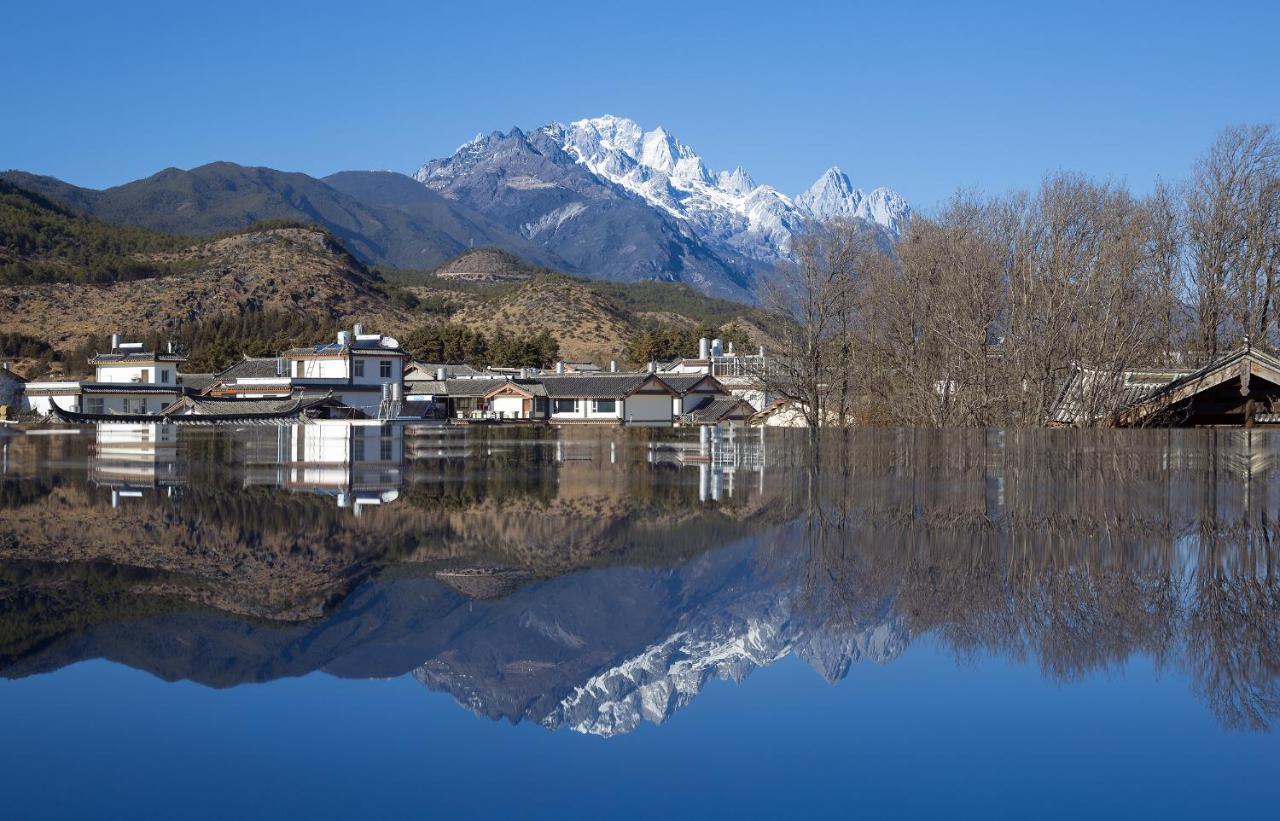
xmin=444 ymin=378 xmax=513 ymax=397
xmin=408 ymin=362 xmax=481 ymax=378
xmin=486 ymin=381 xmax=548 ymax=398
xmin=80 ymin=383 xmax=184 ymax=394
xmin=540 ymin=374 xmax=654 ymax=399
xmin=178 ymin=373 xmax=216 ymax=392
xmin=216 ymin=357 xmax=284 ymax=381
xmin=406 ymin=380 xmax=448 ymax=395
xmin=686 ymin=396 xmax=754 ymax=423
xmin=166 ymin=396 xmax=322 ymax=416
xmin=660 ymin=374 xmax=721 ymax=394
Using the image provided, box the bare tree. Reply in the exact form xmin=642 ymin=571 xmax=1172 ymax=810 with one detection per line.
xmin=1186 ymin=124 xmax=1280 ymax=358
xmin=756 ymin=219 xmax=877 ymax=428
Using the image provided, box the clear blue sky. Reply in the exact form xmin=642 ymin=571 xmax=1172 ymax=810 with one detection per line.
xmin=4 ymin=0 xmax=1277 ymax=211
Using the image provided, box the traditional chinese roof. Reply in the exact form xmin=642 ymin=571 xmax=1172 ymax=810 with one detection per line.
xmin=685 ymin=396 xmax=756 ymax=424
xmin=177 ymin=373 xmax=217 ymax=393
xmin=80 ymin=383 xmax=185 ymax=394
xmin=216 ymin=356 xmax=284 ymax=381
xmin=660 ymin=374 xmax=724 ymax=395
xmin=540 ymin=374 xmax=671 ymax=399
xmin=161 ymin=395 xmax=350 ymax=418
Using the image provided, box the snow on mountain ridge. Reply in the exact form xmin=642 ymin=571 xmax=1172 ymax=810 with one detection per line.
xmin=556 ymin=116 xmax=909 ymax=263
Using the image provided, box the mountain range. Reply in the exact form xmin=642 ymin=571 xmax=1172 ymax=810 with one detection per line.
xmin=3 ymin=114 xmax=909 ymax=301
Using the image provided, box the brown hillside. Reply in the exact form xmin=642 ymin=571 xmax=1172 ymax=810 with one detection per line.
xmin=432 ymin=248 xmax=539 ymax=282
xmin=448 ymin=274 xmax=637 ymax=363
xmin=0 ymin=227 xmax=414 ymax=354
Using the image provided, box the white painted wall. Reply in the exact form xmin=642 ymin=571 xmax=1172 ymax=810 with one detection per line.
xmin=351 ymin=354 xmax=403 ymax=387
xmin=624 ymin=395 xmax=673 ymax=423
xmin=291 ymin=358 xmax=348 ymax=380
xmin=95 ymin=364 xmax=178 ymax=385
xmin=491 ymin=395 xmax=526 ymax=417
xmin=83 ymin=392 xmax=182 ymax=415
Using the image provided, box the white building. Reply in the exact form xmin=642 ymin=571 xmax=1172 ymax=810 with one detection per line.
xmin=541 ymin=374 xmax=677 ymax=424
xmin=23 ymin=338 xmax=186 ymax=417
xmin=210 ymin=326 xmax=409 ymax=418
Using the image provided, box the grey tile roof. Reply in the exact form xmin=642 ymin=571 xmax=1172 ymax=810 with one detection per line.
xmin=178 ymin=373 xmax=216 ymax=393
xmin=660 ymin=374 xmax=721 ymax=394
xmin=81 ymin=383 xmax=184 ymax=394
xmin=540 ymin=374 xmax=653 ymax=399
xmin=686 ymin=396 xmax=754 ymax=423
xmin=444 ymin=378 xmax=513 ymax=397
xmin=408 ymin=362 xmax=482 ymax=378
xmin=216 ymin=356 xmax=284 ymax=381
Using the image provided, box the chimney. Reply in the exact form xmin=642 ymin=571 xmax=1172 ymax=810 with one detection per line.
xmin=166 ymin=341 xmax=174 ymax=354
xmin=555 ymin=361 xmax=565 ymax=374
xmin=609 ymin=360 xmax=618 ymax=373
xmin=698 ymin=337 xmax=710 ymax=360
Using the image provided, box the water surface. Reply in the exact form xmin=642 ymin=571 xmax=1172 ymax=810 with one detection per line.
xmin=0 ymin=423 xmax=1276 ymax=819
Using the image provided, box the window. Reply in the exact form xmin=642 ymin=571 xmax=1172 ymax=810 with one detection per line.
xmin=353 ymin=436 xmax=366 ymax=462
xmin=294 ymin=361 xmax=305 ymax=378
xmin=553 ymin=399 xmax=578 ymax=414
xmin=380 ymin=435 xmax=393 ymax=461
xmin=354 ymin=360 xmax=365 ymax=378
xmin=593 ymin=399 xmax=617 ymax=414
xmin=160 ymin=369 xmax=170 ymax=384
xmin=123 ymin=398 xmax=144 ymax=414
xmin=86 ymin=397 xmax=104 ymax=415
xmin=379 ymin=360 xmax=392 ymax=379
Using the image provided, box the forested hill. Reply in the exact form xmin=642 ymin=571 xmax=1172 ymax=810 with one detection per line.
xmin=0 ymin=179 xmax=191 ymax=284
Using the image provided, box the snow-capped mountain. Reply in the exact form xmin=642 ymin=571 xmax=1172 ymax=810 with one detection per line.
xmin=410 ymin=115 xmax=910 ymax=298
xmin=796 ymin=166 xmax=912 ymax=236
xmin=554 ymin=115 xmax=910 ymax=262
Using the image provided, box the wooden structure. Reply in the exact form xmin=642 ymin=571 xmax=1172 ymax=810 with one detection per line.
xmin=1113 ymin=345 xmax=1280 ymax=428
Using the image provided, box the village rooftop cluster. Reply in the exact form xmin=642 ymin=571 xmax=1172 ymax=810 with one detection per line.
xmin=0 ymin=328 xmax=769 ymax=426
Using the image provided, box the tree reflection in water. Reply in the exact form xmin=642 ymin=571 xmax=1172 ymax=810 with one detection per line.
xmin=781 ymin=428 xmax=1280 ymax=731
xmin=0 ymin=424 xmax=1276 ymax=732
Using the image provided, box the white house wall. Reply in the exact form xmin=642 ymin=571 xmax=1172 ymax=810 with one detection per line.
xmin=625 ymin=395 xmax=673 ymax=423
xmin=491 ymin=395 xmax=527 ymax=418
xmin=95 ymin=364 xmax=177 ymax=385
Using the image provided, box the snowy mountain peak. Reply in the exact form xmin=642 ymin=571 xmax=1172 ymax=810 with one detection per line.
xmin=718 ymin=165 xmax=756 ymax=195
xmin=795 ymin=166 xmax=911 ymax=235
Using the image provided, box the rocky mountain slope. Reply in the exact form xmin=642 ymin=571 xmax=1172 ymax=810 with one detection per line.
xmin=417 ymin=115 xmax=911 ymax=280
xmin=413 ymin=127 xmax=759 ymax=301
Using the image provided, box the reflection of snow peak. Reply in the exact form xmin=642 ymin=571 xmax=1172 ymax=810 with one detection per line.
xmin=541 ymin=615 xmax=907 ymax=737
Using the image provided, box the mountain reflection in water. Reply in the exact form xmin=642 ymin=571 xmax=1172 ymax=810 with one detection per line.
xmin=0 ymin=423 xmax=1277 ymax=736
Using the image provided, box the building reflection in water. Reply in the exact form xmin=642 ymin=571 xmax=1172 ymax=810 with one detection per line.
xmin=241 ymin=421 xmax=406 ymax=514
xmin=89 ymin=423 xmax=182 ymax=506
xmin=0 ymin=425 xmax=1276 ymax=736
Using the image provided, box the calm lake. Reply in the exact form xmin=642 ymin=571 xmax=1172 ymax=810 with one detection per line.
xmin=1 ymin=423 xmax=1277 ymax=819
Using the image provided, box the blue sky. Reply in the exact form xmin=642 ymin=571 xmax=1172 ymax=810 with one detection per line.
xmin=4 ymin=0 xmax=1277 ymax=211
